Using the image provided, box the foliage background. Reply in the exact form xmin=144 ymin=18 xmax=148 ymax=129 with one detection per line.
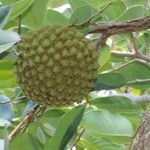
xmin=0 ymin=0 xmax=150 ymax=149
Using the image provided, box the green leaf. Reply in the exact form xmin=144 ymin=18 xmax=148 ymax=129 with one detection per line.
xmin=102 ymin=1 xmax=125 ymax=20
xmin=36 ymin=127 xmax=46 ymax=145
xmin=22 ymin=0 xmax=49 ymax=28
xmin=69 ymin=5 xmax=92 ymax=25
xmin=116 ymin=61 xmax=150 ymax=81
xmin=0 ymin=60 xmax=13 ymax=70
xmin=127 ymin=80 xmax=150 ymax=90
xmin=118 ymin=5 xmax=145 ymax=21
xmin=1 ymin=0 xmax=17 ymax=5
xmin=84 ymin=0 xmax=113 ymax=8
xmin=80 ymin=136 xmax=125 ymax=150
xmin=81 ymin=110 xmax=133 ymax=136
xmin=0 ymin=5 xmax=12 ymax=29
xmin=48 ymin=0 xmax=68 ymax=8
xmin=9 ymin=0 xmax=34 ymax=21
xmin=94 ymin=72 xmax=127 ymax=90
xmin=0 ymin=60 xmax=17 ymax=89
xmin=98 ymin=45 xmax=111 ymax=69
xmin=41 ymin=108 xmax=65 ymax=127
xmin=48 ymin=105 xmax=85 ymax=150
xmin=0 ymin=30 xmax=20 ymax=54
xmin=123 ymin=0 xmax=148 ymax=7
xmin=91 ymin=96 xmax=141 ymax=113
xmin=62 ymin=8 xmax=72 ymax=19
xmin=45 ymin=9 xmax=68 ymax=26
xmin=0 ymin=77 xmax=17 ymax=89
xmin=68 ymin=0 xmax=88 ymax=10
xmin=10 ymin=123 xmax=43 ymax=150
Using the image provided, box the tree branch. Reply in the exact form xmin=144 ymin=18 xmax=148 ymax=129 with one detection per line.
xmin=111 ymin=50 xmax=150 ymax=62
xmin=131 ymin=108 xmax=150 ymax=150
xmin=0 ymin=96 xmax=26 ymax=105
xmin=88 ymin=16 xmax=150 ymax=35
xmin=8 ymin=105 xmax=46 ymax=140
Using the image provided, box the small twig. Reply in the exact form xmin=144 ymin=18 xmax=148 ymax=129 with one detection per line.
xmin=8 ymin=108 xmax=36 ymax=140
xmin=111 ymin=50 xmax=150 ymax=62
xmin=111 ymin=36 xmax=116 ymax=49
xmin=71 ymin=129 xmax=85 ymax=149
xmin=18 ymin=15 xmax=22 ymax=35
xmin=69 ymin=2 xmax=112 ymax=28
xmin=110 ymin=59 xmax=135 ymax=72
xmin=127 ymin=79 xmax=150 ymax=84
xmin=8 ymin=104 xmax=46 ymax=140
xmin=0 ymin=96 xmax=26 ymax=105
xmin=130 ymin=33 xmax=138 ymax=54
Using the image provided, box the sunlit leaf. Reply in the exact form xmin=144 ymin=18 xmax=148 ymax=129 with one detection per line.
xmin=84 ymin=0 xmax=113 ymax=8
xmin=116 ymin=61 xmax=150 ymax=81
xmin=0 ymin=5 xmax=12 ymax=29
xmin=0 ymin=30 xmax=20 ymax=54
xmin=9 ymin=0 xmax=34 ymax=20
xmin=118 ymin=5 xmax=145 ymax=21
xmin=22 ymin=0 xmax=49 ymax=28
xmin=47 ymin=105 xmax=85 ymax=150
xmin=45 ymin=9 xmax=68 ymax=25
xmin=91 ymin=96 xmax=141 ymax=112
xmin=82 ymin=110 xmax=133 ymax=136
xmin=98 ymin=45 xmax=111 ymax=69
xmin=94 ymin=72 xmax=127 ymax=90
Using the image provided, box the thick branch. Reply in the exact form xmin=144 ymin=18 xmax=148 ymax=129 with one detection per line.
xmin=89 ymin=16 xmax=150 ymax=35
xmin=111 ymin=50 xmax=150 ymax=62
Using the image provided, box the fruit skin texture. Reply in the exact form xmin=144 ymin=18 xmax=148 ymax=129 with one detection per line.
xmin=14 ymin=25 xmax=98 ymax=106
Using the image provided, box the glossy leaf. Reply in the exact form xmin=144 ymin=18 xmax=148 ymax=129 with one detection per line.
xmin=48 ymin=105 xmax=85 ymax=150
xmin=80 ymin=136 xmax=125 ymax=150
xmin=118 ymin=5 xmax=145 ymax=21
xmin=127 ymin=80 xmax=150 ymax=90
xmin=84 ymin=0 xmax=113 ymax=8
xmin=0 ymin=30 xmax=20 ymax=54
xmin=69 ymin=5 xmax=92 ymax=25
xmin=0 ymin=60 xmax=17 ymax=89
xmin=98 ymin=45 xmax=111 ymax=69
xmin=0 ymin=5 xmax=12 ymax=29
xmin=123 ymin=0 xmax=148 ymax=7
xmin=0 ymin=95 xmax=14 ymax=120
xmin=116 ymin=61 xmax=150 ymax=81
xmin=82 ymin=110 xmax=133 ymax=136
xmin=102 ymin=1 xmax=125 ymax=20
xmin=68 ymin=0 xmax=88 ymax=10
xmin=48 ymin=0 xmax=68 ymax=8
xmin=22 ymin=0 xmax=49 ymax=28
xmin=94 ymin=72 xmax=127 ymax=90
xmin=41 ymin=108 xmax=65 ymax=127
xmin=45 ymin=9 xmax=68 ymax=25
xmin=10 ymin=123 xmax=43 ymax=150
xmin=91 ymin=96 xmax=141 ymax=112
xmin=36 ymin=127 xmax=46 ymax=145
xmin=1 ymin=0 xmax=17 ymax=5
xmin=9 ymin=0 xmax=34 ymax=21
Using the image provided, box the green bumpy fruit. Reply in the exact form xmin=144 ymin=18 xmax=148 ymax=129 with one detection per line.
xmin=14 ymin=25 xmax=98 ymax=106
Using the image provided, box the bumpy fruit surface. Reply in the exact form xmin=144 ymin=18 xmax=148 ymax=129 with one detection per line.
xmin=14 ymin=25 xmax=98 ymax=106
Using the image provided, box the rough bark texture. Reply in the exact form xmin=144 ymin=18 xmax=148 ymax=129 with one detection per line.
xmin=89 ymin=16 xmax=150 ymax=35
xmin=132 ymin=108 xmax=150 ymax=150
